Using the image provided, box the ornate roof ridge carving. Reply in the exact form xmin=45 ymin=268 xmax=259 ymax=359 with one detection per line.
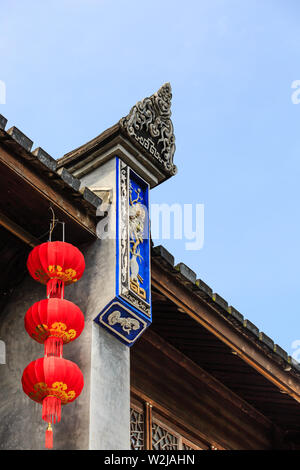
xmin=119 ymin=83 xmax=177 ymax=177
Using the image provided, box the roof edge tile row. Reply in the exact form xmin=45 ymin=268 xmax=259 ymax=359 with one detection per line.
xmin=152 ymin=244 xmax=300 ymax=376
xmin=0 ymin=114 xmax=102 ymax=217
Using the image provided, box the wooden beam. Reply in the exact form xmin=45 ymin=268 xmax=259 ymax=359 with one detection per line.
xmin=151 ymin=259 xmax=300 ymax=404
xmin=131 ymin=338 xmax=271 ymax=449
xmin=0 ymin=144 xmax=97 ymax=236
xmin=143 ymin=329 xmax=273 ymax=429
xmin=0 ymin=210 xmax=40 ymax=247
xmin=144 ymin=401 xmax=153 ymax=450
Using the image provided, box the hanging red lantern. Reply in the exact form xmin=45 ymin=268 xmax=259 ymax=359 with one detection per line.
xmin=27 ymin=241 xmax=85 ymax=298
xmin=22 ymin=356 xmax=84 ymax=449
xmin=24 ymin=298 xmax=84 ymax=358
xmin=23 ymin=230 xmax=85 ymax=450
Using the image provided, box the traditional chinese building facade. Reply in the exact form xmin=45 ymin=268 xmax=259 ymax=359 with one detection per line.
xmin=0 ymin=85 xmax=300 ymax=450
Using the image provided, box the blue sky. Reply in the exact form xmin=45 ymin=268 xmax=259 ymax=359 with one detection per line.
xmin=1 ymin=0 xmax=300 ymax=354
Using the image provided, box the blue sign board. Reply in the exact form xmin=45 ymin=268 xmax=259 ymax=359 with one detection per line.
xmin=94 ymin=158 xmax=151 ymax=346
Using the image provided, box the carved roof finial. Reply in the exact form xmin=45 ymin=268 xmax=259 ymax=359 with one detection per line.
xmin=120 ymin=83 xmax=177 ymax=177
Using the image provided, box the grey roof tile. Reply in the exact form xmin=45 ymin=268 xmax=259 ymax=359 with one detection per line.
xmin=290 ymin=356 xmax=300 ymax=372
xmin=0 ymin=114 xmax=7 ymax=130
xmin=212 ymin=293 xmax=228 ymax=311
xmin=175 ymin=262 xmax=196 ymax=284
xmin=153 ymin=245 xmax=175 ymax=266
xmin=259 ymin=332 xmax=274 ymax=350
xmin=81 ymin=186 xmax=102 ymax=209
xmin=195 ymin=279 xmax=213 ymax=297
xmin=243 ymin=319 xmax=259 ymax=338
xmin=32 ymin=147 xmax=57 ymax=172
xmin=57 ymin=167 xmax=81 ymax=192
xmin=7 ymin=126 xmax=33 ymax=152
xmin=274 ymin=344 xmax=288 ymax=362
xmin=228 ymin=306 xmax=244 ymax=324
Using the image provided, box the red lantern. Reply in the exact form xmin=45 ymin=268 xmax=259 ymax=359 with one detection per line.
xmin=22 ymin=357 xmax=84 ymax=448
xmin=27 ymin=241 xmax=85 ymax=298
xmin=24 ymin=298 xmax=84 ymax=358
xmin=24 ymin=239 xmax=85 ymax=449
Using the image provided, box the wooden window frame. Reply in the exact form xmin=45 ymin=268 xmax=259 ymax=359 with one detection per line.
xmin=131 ymin=390 xmax=221 ymax=450
xmin=152 ymin=413 xmax=199 ymax=450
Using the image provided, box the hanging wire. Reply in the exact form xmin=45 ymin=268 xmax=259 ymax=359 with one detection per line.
xmin=1 ymin=207 xmax=65 ymax=303
xmin=48 ymin=207 xmax=57 ymax=242
xmin=61 ymin=221 xmax=65 ymax=242
xmin=48 ymin=206 xmax=65 ymax=242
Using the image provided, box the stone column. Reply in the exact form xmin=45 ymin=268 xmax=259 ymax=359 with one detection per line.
xmin=80 ymin=158 xmax=130 ymax=450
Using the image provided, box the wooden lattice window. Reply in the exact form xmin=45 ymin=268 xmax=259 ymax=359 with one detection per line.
xmin=152 ymin=421 xmax=178 ymax=450
xmin=130 ymin=407 xmax=144 ymax=450
xmin=130 ymin=400 xmax=210 ymax=450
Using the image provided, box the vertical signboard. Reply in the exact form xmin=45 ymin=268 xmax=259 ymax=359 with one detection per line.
xmin=94 ymin=158 xmax=151 ymax=346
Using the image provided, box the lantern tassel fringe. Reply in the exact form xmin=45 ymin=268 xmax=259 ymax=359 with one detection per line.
xmin=45 ymin=422 xmax=53 ymax=449
xmin=42 ymin=396 xmax=61 ymax=424
xmin=47 ymin=279 xmax=64 ymax=299
xmin=44 ymin=336 xmax=63 ymax=358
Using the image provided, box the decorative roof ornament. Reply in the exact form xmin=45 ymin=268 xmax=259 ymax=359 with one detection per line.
xmin=119 ymin=83 xmax=177 ymax=177
xmin=57 ymin=83 xmax=177 ymax=187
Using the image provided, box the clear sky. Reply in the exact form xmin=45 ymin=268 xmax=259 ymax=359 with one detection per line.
xmin=1 ymin=0 xmax=300 ymax=355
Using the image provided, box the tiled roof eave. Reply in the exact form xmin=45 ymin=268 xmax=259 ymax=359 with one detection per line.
xmin=151 ymin=244 xmax=300 ymax=378
xmin=0 ymin=115 xmax=102 ymax=222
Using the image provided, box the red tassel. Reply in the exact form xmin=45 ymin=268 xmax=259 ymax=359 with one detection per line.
xmin=44 ymin=336 xmax=63 ymax=357
xmin=47 ymin=279 xmax=64 ymax=299
xmin=45 ymin=423 xmax=53 ymax=449
xmin=42 ymin=396 xmax=61 ymax=424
